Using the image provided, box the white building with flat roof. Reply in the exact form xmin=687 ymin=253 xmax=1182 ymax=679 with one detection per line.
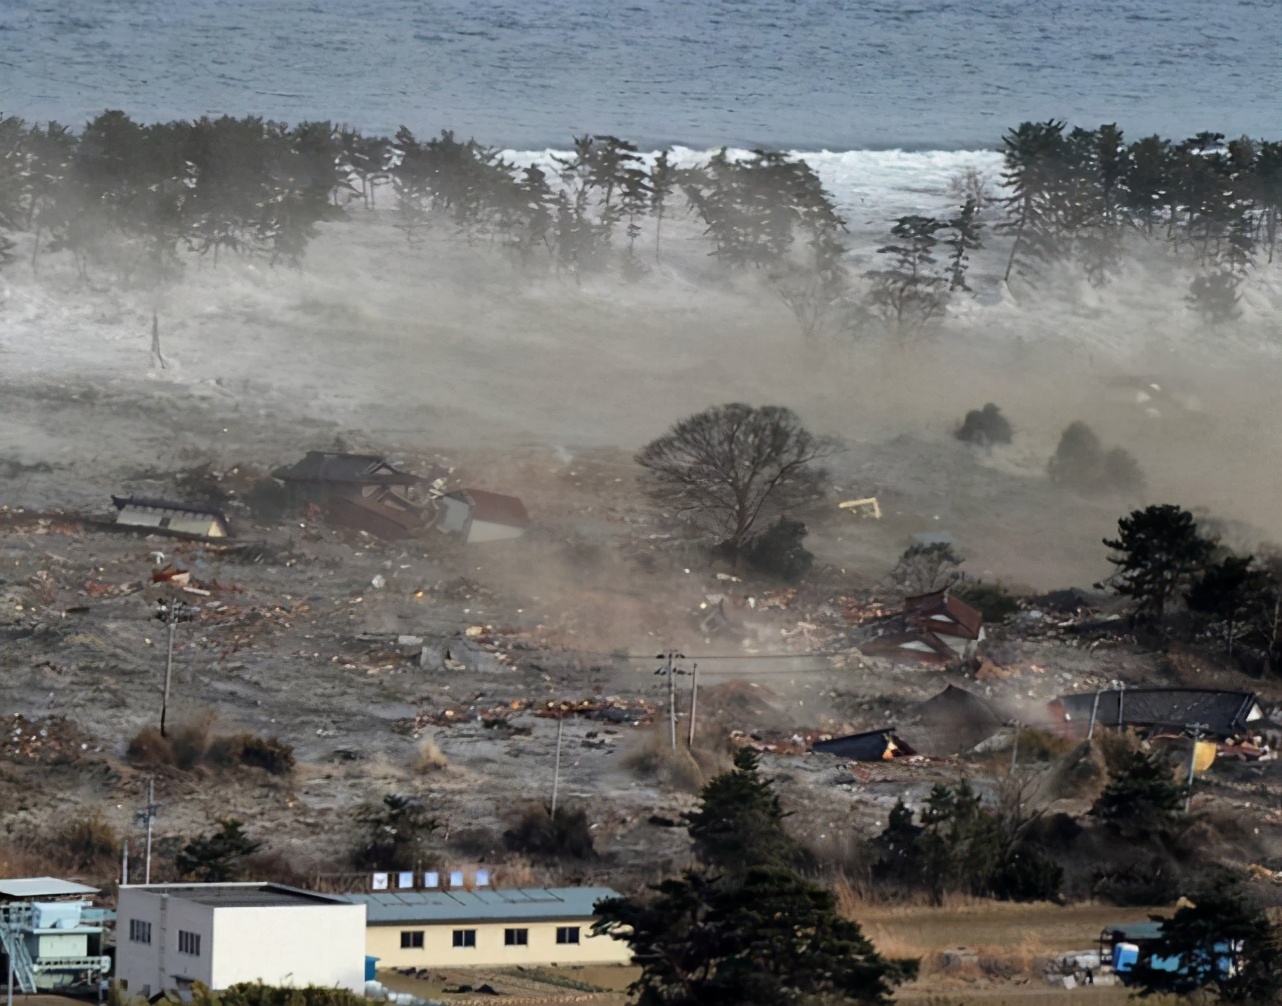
xmin=115 ymin=884 xmax=366 ymax=996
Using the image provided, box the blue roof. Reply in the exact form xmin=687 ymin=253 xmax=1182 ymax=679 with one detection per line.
xmin=342 ymin=887 xmax=622 ymax=925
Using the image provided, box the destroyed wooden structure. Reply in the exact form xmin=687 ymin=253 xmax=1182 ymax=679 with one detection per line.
xmin=436 ymin=489 xmax=530 ymax=543
xmin=273 ymin=451 xmax=434 ymax=539
xmin=1054 ymin=688 xmax=1274 ymax=743
xmin=811 ymin=728 xmax=917 ymax=761
xmin=897 ymin=684 xmax=1006 ymax=756
xmin=111 ymin=496 xmax=232 ymax=539
xmin=856 ymin=588 xmax=984 ymax=666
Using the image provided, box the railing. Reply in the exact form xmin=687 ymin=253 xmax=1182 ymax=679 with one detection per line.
xmin=0 ymin=915 xmax=38 ymax=994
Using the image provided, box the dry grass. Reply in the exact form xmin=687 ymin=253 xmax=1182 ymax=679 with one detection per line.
xmin=850 ymin=899 xmax=1161 ymax=968
xmin=53 ymin=809 xmax=120 ymax=873
xmin=622 ymin=726 xmax=731 ymax=793
xmin=126 ymin=713 xmax=295 ymax=776
xmin=413 ymin=736 xmax=450 ymax=773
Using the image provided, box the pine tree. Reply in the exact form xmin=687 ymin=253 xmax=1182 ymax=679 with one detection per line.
xmin=176 ymin=819 xmax=262 ymax=882
xmin=1129 ymin=870 xmax=1282 ymax=1003
xmin=649 ymin=149 xmax=678 ymax=264
xmin=390 ymin=127 xmax=431 ymax=245
xmin=1091 ymin=747 xmax=1185 ymax=830
xmin=1102 ymin=504 xmax=1214 ymax=622
xmin=1186 ymin=554 xmax=1271 ymax=655
xmin=864 ymin=214 xmax=949 ymax=333
xmin=998 ymin=119 xmax=1068 ymax=282
xmin=944 ymin=198 xmax=983 ymax=291
xmin=684 ymin=748 xmax=808 ymax=873
xmin=596 ymin=750 xmax=916 ymax=1006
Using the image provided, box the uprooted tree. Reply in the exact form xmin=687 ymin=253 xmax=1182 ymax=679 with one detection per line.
xmin=636 ymin=403 xmax=833 ymax=555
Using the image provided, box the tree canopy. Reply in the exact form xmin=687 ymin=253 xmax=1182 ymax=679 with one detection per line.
xmin=1102 ymin=504 xmax=1215 ymax=621
xmin=595 ymin=746 xmax=916 ymax=1006
xmin=636 ymin=403 xmax=832 ymax=554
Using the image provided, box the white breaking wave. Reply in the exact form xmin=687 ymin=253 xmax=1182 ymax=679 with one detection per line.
xmin=500 ymin=147 xmax=1007 ymax=225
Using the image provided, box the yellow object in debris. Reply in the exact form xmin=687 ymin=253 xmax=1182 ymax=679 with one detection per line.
xmin=1193 ymin=739 xmax=1217 ymax=774
xmin=839 ymin=497 xmax=882 ymax=519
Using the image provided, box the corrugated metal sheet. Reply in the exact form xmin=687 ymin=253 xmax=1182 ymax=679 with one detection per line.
xmin=343 ymin=887 xmax=620 ymax=925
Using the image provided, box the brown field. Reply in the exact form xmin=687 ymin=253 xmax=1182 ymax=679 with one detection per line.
xmin=858 ymin=900 xmax=1155 ymax=956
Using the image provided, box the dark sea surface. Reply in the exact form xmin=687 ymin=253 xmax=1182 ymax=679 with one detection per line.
xmin=0 ymin=0 xmax=1277 ymax=151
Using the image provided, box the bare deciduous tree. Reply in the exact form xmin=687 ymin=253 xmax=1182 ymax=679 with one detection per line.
xmin=636 ymin=403 xmax=833 ymax=554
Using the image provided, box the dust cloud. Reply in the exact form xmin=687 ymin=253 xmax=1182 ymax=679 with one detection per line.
xmin=3 ymin=209 xmax=1282 ymax=602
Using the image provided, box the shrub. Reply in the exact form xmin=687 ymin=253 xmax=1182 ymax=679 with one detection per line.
xmin=1011 ymin=726 xmax=1075 ymax=763
xmin=169 ymin=713 xmax=215 ymax=770
xmin=127 ymin=726 xmax=174 ymax=766
xmin=954 ymin=581 xmax=1020 ymax=622
xmin=1092 ymin=858 xmax=1180 ymax=906
xmin=208 ymin=733 xmax=296 ymax=776
xmin=503 ymin=804 xmax=596 ymax=860
xmin=55 ymin=810 xmax=120 ymax=873
xmin=353 ymin=794 xmax=440 ymax=870
xmin=955 ymin=403 xmax=1012 ymax=446
xmin=1048 ymin=421 xmax=1145 ymax=495
xmin=245 ymin=478 xmax=294 ymax=521
xmin=131 ymin=720 xmax=293 ymax=776
xmin=746 ymin=517 xmax=813 ymax=581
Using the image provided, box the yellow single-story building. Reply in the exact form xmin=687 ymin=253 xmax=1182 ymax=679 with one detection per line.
xmin=343 ymin=887 xmax=631 ymax=969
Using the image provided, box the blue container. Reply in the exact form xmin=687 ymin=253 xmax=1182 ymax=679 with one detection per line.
xmin=365 ymin=956 xmax=380 ymax=981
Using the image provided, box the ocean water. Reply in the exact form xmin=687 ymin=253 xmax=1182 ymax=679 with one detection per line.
xmin=0 ymin=1 xmax=1276 ymax=222
xmin=0 ymin=0 xmax=1276 ymax=152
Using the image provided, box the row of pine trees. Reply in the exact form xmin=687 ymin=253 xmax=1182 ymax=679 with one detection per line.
xmin=0 ymin=111 xmax=1278 ymax=331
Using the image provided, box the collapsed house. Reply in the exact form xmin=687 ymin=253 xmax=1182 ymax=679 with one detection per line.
xmin=1053 ymin=688 xmax=1276 ymax=744
xmin=811 ymin=728 xmax=918 ymax=761
xmin=856 ymin=588 xmax=984 ymax=666
xmin=897 ymin=684 xmax=1007 ymax=756
xmin=112 ymin=496 xmax=232 ymax=539
xmin=273 ymin=451 xmax=435 ymax=539
xmin=435 ymin=489 xmax=530 ymax=543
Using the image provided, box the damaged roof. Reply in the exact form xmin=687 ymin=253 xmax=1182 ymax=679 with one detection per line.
xmin=326 ymin=493 xmax=427 ymax=539
xmin=273 ymin=451 xmax=421 ymax=486
xmin=903 ymin=588 xmax=984 ymax=639
xmin=1057 ymin=688 xmax=1266 ymax=740
xmin=111 ymin=496 xmax=229 ymax=520
xmin=896 ymin=685 xmax=1007 ymax=756
xmin=811 ymin=728 xmax=917 ymax=761
xmin=859 ymin=630 xmax=958 ymax=665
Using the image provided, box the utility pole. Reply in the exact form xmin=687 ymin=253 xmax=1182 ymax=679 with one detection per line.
xmin=1185 ymin=723 xmax=1208 ymax=812
xmin=1087 ymin=689 xmax=1101 ymax=741
xmin=155 ymin=598 xmax=195 ymax=737
xmin=687 ymin=663 xmax=699 ymax=748
xmin=550 ymin=715 xmax=564 ymax=818
xmin=655 ymin=650 xmax=684 ymax=750
xmin=135 ymin=778 xmax=158 ymax=884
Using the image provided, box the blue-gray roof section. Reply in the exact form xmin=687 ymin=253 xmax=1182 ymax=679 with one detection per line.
xmin=343 ymin=887 xmax=621 ymax=926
